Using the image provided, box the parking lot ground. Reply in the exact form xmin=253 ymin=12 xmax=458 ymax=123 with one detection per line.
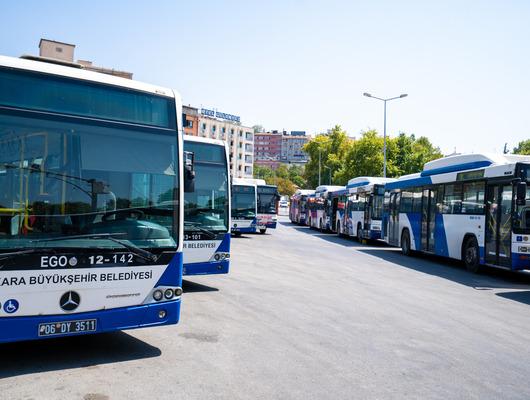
xmin=3 ymin=216 xmax=530 ymax=399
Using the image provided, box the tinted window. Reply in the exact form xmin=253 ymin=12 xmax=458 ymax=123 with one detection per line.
xmin=461 ymin=182 xmax=485 ymax=214
xmin=0 ymin=68 xmax=175 ymax=128
xmin=443 ymin=184 xmax=462 ymax=214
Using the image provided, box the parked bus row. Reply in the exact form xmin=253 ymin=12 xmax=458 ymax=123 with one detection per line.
xmin=0 ymin=54 xmax=279 ymax=344
xmin=290 ymin=153 xmax=530 ymax=273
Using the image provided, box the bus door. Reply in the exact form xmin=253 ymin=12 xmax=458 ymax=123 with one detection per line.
xmin=421 ymin=187 xmax=439 ymax=253
xmin=388 ymin=192 xmax=400 ymax=245
xmin=331 ymin=196 xmax=339 ymax=231
xmin=485 ymin=184 xmax=512 ymax=266
xmin=365 ymin=194 xmax=373 ymax=230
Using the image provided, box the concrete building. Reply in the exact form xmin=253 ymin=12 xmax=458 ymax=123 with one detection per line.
xmin=254 ymin=131 xmax=283 ymax=169
xmin=182 ymin=107 xmax=254 ymax=179
xmin=281 ymin=131 xmax=309 ymax=164
xmin=255 ymin=130 xmax=309 ymax=168
xmin=182 ymin=105 xmax=199 ymax=136
xmin=37 ymin=38 xmax=133 ymax=79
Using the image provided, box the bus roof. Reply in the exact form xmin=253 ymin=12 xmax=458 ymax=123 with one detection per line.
xmin=294 ymin=189 xmax=315 ymax=196
xmin=386 ymin=153 xmax=530 ymax=190
xmin=346 ymin=177 xmax=396 ymax=191
xmin=232 ymin=177 xmax=256 ymax=187
xmin=183 ymin=134 xmax=226 ymax=147
xmin=0 ymin=55 xmax=178 ymax=99
xmin=315 ymin=185 xmax=344 ymax=194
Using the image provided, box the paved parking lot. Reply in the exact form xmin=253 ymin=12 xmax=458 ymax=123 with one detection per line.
xmin=3 ymin=216 xmax=530 ymax=400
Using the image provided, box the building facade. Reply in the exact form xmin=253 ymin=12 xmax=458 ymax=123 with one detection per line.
xmin=182 ymin=107 xmax=254 ymax=179
xmin=182 ymin=105 xmax=199 ymax=136
xmin=37 ymin=38 xmax=133 ymax=79
xmin=255 ymin=130 xmax=309 ymax=168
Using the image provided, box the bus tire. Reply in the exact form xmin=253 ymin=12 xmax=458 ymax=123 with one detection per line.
xmin=259 ymin=228 xmax=266 ymax=234
xmin=319 ymin=219 xmax=324 ymax=232
xmin=463 ymin=236 xmax=480 ymax=273
xmin=357 ymin=224 xmax=362 ymax=242
xmin=308 ymin=217 xmax=313 ymax=229
xmin=337 ymin=221 xmax=342 ymax=237
xmin=401 ymin=229 xmax=412 ymax=256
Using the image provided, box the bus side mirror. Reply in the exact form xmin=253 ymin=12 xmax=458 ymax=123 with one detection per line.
xmin=517 ymin=182 xmax=527 ymax=206
xmin=184 ymin=151 xmax=195 ymax=193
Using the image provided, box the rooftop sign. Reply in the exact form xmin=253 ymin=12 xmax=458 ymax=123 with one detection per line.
xmin=201 ymin=108 xmax=240 ymax=123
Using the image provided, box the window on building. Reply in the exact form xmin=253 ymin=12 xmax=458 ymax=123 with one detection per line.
xmin=212 ymin=125 xmax=217 ymax=132
xmin=201 ymin=123 xmax=206 ymax=131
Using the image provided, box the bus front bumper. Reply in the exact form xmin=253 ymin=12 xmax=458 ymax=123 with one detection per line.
xmin=184 ymin=260 xmax=229 ymax=275
xmin=0 ymin=300 xmax=180 ymax=344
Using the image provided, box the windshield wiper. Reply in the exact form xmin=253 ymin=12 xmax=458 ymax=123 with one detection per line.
xmin=0 ymin=248 xmax=57 ymax=266
xmin=32 ymin=233 xmax=159 ymax=263
xmin=184 ymin=222 xmax=217 ymax=239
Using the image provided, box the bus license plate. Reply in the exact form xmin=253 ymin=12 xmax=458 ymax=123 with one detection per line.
xmin=38 ymin=319 xmax=97 ymax=337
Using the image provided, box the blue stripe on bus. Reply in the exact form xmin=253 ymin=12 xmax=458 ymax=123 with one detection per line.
xmin=434 ymin=214 xmax=450 ymax=257
xmin=512 ymin=253 xmax=530 ymax=270
xmin=385 ymin=176 xmax=432 ymax=190
xmin=0 ymin=300 xmax=181 ymax=344
xmin=407 ymin=212 xmax=422 ymax=250
xmin=156 ymin=252 xmax=183 ymax=287
xmin=420 ymin=161 xmax=492 ymax=177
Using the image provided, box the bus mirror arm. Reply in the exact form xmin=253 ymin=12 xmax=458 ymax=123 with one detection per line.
xmin=184 ymin=151 xmax=195 ymax=193
xmin=516 ymin=181 xmax=527 ymax=206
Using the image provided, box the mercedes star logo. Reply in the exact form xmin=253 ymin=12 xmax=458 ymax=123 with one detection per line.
xmin=60 ymin=291 xmax=80 ymax=312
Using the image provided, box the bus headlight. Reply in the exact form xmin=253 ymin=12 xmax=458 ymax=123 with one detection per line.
xmin=164 ymin=288 xmax=174 ymax=299
xmin=214 ymin=254 xmax=221 ymax=261
xmin=174 ymin=287 xmax=183 ymax=297
xmin=153 ymin=289 xmax=164 ymax=301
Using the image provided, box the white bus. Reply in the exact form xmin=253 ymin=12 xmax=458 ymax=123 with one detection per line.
xmin=382 ymin=153 xmax=530 ymax=272
xmin=308 ymin=185 xmax=344 ymax=231
xmin=248 ymin=178 xmax=280 ymax=234
xmin=231 ymin=178 xmax=257 ymax=235
xmin=183 ymin=136 xmax=230 ymax=275
xmin=0 ymin=55 xmax=187 ymax=343
xmin=338 ymin=177 xmax=396 ymax=240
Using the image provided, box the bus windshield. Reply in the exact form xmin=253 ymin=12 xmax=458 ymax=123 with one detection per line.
xmin=257 ymin=187 xmax=279 ymax=214
xmin=0 ymin=113 xmax=178 ymax=251
xmin=232 ymin=185 xmax=255 ymax=218
xmin=183 ymin=147 xmax=229 ymax=232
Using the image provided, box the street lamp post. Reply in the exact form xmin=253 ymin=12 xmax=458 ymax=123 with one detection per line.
xmin=324 ymin=166 xmax=332 ymax=185
xmin=363 ymin=92 xmax=408 ymax=178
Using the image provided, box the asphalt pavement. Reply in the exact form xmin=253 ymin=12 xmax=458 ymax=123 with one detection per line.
xmin=2 ymin=216 xmax=530 ymax=400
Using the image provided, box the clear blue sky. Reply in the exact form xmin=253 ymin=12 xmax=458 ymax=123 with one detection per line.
xmin=2 ymin=0 xmax=529 ymax=154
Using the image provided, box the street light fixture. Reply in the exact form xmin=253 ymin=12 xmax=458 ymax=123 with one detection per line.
xmin=363 ymin=92 xmax=408 ymax=177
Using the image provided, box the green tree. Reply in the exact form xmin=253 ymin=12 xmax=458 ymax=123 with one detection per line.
xmin=393 ymin=133 xmax=442 ymax=176
xmin=302 ymin=125 xmax=351 ymax=187
xmin=252 ymin=125 xmax=264 ymax=133
xmin=253 ymin=164 xmax=274 ymax=181
xmin=513 ymin=139 xmax=530 ymax=155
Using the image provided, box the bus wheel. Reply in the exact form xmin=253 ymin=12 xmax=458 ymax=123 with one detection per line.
xmin=356 ymin=224 xmax=362 ymax=242
xmin=337 ymin=221 xmax=342 ymax=237
xmin=401 ymin=230 xmax=412 ymax=256
xmin=319 ymin=219 xmax=323 ymax=232
xmin=259 ymin=228 xmax=266 ymax=234
xmin=463 ymin=236 xmax=480 ymax=273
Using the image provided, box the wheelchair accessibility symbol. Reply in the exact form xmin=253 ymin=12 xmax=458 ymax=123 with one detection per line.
xmin=4 ymin=299 xmax=19 ymax=314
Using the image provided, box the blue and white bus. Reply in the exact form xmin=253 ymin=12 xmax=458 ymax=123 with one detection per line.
xmin=252 ymin=178 xmax=280 ymax=234
xmin=339 ymin=177 xmax=396 ymax=240
xmin=231 ymin=178 xmax=257 ymax=235
xmin=0 ymin=55 xmax=186 ymax=343
xmin=183 ymin=135 xmax=230 ymax=275
xmin=309 ymin=185 xmax=345 ymax=231
xmin=383 ymin=153 xmax=530 ymax=272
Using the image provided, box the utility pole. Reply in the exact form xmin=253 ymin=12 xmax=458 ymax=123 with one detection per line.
xmin=318 ymin=149 xmax=321 ymax=186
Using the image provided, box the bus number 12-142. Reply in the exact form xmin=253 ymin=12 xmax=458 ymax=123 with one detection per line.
xmin=88 ymin=254 xmax=134 ymax=265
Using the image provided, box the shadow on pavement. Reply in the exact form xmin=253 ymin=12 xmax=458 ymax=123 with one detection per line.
xmin=0 ymin=331 xmax=161 ymax=379
xmin=283 ymin=219 xmax=530 ymax=293
xmin=496 ymin=291 xmax=530 ymax=305
xmin=183 ymin=280 xmax=219 ymax=293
